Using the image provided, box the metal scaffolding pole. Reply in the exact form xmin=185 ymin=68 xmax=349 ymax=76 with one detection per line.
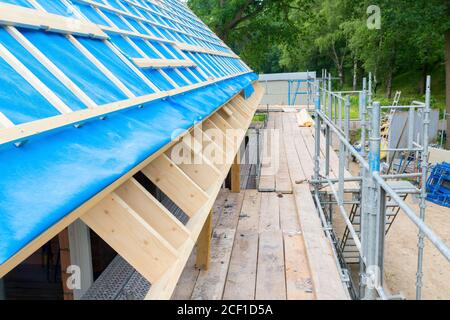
xmin=314 ymin=81 xmax=321 ymax=196
xmin=416 ymin=76 xmax=431 ymax=300
xmin=362 ymin=101 xmax=382 ymax=299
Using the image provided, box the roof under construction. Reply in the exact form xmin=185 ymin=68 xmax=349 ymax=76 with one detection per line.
xmin=0 ymin=0 xmax=260 ymax=298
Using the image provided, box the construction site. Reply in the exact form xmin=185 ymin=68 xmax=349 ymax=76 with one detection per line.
xmin=0 ymin=0 xmax=449 ymax=302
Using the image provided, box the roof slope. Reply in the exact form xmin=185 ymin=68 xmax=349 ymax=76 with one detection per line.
xmin=0 ymin=0 xmax=257 ymax=266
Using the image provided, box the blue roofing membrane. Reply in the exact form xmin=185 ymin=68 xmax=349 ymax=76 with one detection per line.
xmin=0 ymin=0 xmax=257 ymax=265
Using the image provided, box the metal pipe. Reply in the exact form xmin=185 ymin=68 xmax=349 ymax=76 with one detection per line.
xmin=314 ymin=83 xmax=321 ymax=196
xmin=326 ymin=178 xmax=364 ymax=257
xmin=319 ymin=107 xmax=450 ymax=261
xmin=361 ymin=78 xmax=367 ymax=158
xmin=363 ymin=101 xmax=381 ymax=300
xmin=345 ymin=96 xmax=350 ymax=170
xmin=416 ymin=76 xmax=431 ymax=300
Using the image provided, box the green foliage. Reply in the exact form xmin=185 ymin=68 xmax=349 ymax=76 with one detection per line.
xmin=188 ymin=0 xmax=449 ymax=98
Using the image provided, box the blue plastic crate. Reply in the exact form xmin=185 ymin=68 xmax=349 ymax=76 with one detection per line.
xmin=426 ymin=162 xmax=450 ymax=208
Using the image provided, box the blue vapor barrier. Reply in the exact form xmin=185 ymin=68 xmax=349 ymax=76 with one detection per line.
xmin=130 ymin=37 xmax=160 ymax=59
xmin=179 ymin=68 xmax=199 ymax=84
xmin=20 ymin=28 xmax=128 ymax=105
xmin=243 ymin=84 xmax=255 ymax=99
xmin=71 ymin=2 xmax=111 ymax=26
xmin=76 ymin=37 xmax=155 ymax=96
xmin=0 ymin=55 xmax=60 ymax=124
xmin=0 ymin=74 xmax=256 ymax=265
xmin=0 ymin=0 xmax=32 ymax=8
xmin=35 ymin=0 xmax=73 ymax=17
xmin=0 ymin=27 xmax=85 ymax=112
xmin=100 ymin=11 xmax=132 ymax=31
xmin=163 ymin=68 xmax=189 ymax=87
xmin=124 ymin=17 xmax=149 ymax=35
xmin=108 ymin=33 xmax=144 ymax=59
xmin=142 ymin=69 xmax=175 ymax=91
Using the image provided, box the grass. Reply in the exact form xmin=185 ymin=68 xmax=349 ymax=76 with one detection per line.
xmin=253 ymin=113 xmax=267 ymax=122
xmin=339 ymin=66 xmax=446 ymax=120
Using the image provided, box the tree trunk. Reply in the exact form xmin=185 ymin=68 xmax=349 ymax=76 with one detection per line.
xmin=337 ymin=65 xmax=344 ymax=88
xmin=385 ymin=69 xmax=393 ymax=99
xmin=353 ymin=57 xmax=357 ymax=91
xmin=419 ymin=64 xmax=428 ymax=95
xmin=445 ymin=29 xmax=450 ymax=149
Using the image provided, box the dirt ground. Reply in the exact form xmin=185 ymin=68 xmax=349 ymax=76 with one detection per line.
xmin=336 ymin=161 xmax=450 ymax=300
xmin=384 ymin=197 xmax=450 ymax=299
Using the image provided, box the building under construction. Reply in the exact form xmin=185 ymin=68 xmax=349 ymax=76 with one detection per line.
xmin=0 ymin=0 xmax=449 ymax=301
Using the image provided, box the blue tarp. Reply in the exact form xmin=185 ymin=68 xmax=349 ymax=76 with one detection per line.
xmin=0 ymin=73 xmax=257 ymax=265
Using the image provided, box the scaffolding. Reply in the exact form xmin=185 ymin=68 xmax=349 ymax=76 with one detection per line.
xmin=309 ymin=70 xmax=450 ymax=300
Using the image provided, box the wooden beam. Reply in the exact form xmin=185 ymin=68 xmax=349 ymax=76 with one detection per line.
xmin=0 ymin=112 xmax=14 ymax=129
xmin=0 ymin=83 xmax=255 ymax=279
xmin=176 ymin=42 xmax=238 ymax=58
xmin=142 ymin=154 xmax=209 ymax=217
xmin=133 ymin=58 xmax=196 ymax=69
xmin=0 ymin=3 xmax=107 ymax=39
xmin=81 ymin=193 xmax=178 ymax=283
xmin=170 ymin=152 xmax=221 ymax=192
xmin=58 ymin=228 xmax=74 ymax=300
xmin=195 ymin=210 xmax=212 ymax=270
xmin=115 ymin=178 xmax=190 ymax=249
xmin=145 ymin=85 xmax=263 ymax=299
xmin=230 ymin=150 xmax=241 ymax=193
xmin=67 ymin=219 xmax=93 ymax=299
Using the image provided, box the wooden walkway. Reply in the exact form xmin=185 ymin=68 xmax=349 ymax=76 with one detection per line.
xmin=172 ymin=111 xmax=349 ymax=300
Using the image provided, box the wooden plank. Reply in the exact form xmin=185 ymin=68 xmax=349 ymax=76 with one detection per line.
xmin=167 ymin=137 xmax=222 ymax=191
xmin=255 ymin=230 xmax=286 ymax=300
xmin=429 ymin=147 xmax=450 ymax=164
xmin=115 ymin=178 xmax=190 ymax=249
xmin=0 ymin=3 xmax=107 ymax=39
xmin=222 ymin=105 xmax=233 ymax=117
xmin=237 ymin=189 xmax=261 ymax=233
xmin=142 ymin=153 xmax=209 ymax=217
xmin=223 ymin=232 xmax=258 ymax=300
xmin=218 ymin=108 xmax=244 ymax=129
xmin=278 ymin=193 xmax=300 ymax=234
xmin=195 ymin=211 xmax=213 ymax=270
xmin=81 ymin=193 xmax=178 ymax=283
xmin=223 ymin=190 xmax=259 ymax=300
xmin=281 ymin=113 xmax=307 ymax=184
xmin=133 ymin=58 xmax=196 ymax=68
xmin=259 ymin=192 xmax=280 ymax=232
xmin=272 ymin=113 xmax=292 ymax=194
xmin=215 ymin=191 xmax=244 ymax=230
xmin=258 ymin=113 xmax=279 ymax=192
xmin=212 ymin=189 xmax=230 ymax=229
xmin=293 ymin=185 xmax=348 ymax=300
xmin=191 ymin=228 xmax=236 ymax=300
xmin=284 ymin=234 xmax=315 ymax=300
